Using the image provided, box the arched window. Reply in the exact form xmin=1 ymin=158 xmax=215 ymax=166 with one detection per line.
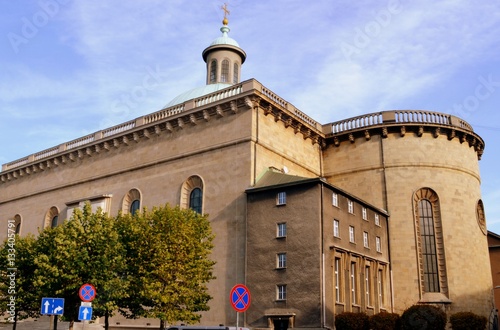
xmin=221 ymin=59 xmax=229 ymax=82
xmin=189 ymin=188 xmax=203 ymax=214
xmin=476 ymin=199 xmax=487 ymax=235
xmin=413 ymin=188 xmax=448 ymax=297
xmin=51 ymin=215 xmax=59 ymax=228
xmin=130 ymin=199 xmax=141 ymax=215
xmin=210 ymin=59 xmax=217 ymax=83
xmin=44 ymin=207 xmax=59 ymax=229
xmin=14 ymin=214 xmax=21 ymax=234
xmin=180 ymin=175 xmax=204 ymax=214
xmin=233 ymin=63 xmax=239 ymax=84
xmin=122 ymin=188 xmax=142 ymax=215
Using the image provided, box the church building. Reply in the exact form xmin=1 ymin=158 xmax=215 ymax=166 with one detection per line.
xmin=0 ymin=9 xmax=493 ymax=330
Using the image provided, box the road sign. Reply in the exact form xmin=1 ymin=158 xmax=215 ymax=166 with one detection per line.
xmin=230 ymin=284 xmax=251 ymax=312
xmin=79 ymin=283 xmax=96 ymax=302
xmin=78 ymin=306 xmax=92 ymax=321
xmin=41 ymin=298 xmax=64 ymax=315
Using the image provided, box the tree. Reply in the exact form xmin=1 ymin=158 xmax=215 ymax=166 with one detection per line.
xmin=116 ymin=204 xmax=216 ymax=329
xmin=33 ymin=203 xmax=127 ymax=330
xmin=0 ymin=234 xmax=40 ymax=330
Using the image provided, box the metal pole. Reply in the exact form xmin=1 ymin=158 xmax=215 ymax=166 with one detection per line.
xmin=236 ymin=311 xmax=239 ymax=330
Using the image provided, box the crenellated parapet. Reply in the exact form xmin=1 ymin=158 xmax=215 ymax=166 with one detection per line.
xmin=323 ymin=110 xmax=485 ymax=159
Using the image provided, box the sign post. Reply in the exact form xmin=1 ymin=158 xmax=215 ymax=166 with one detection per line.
xmin=78 ymin=283 xmax=96 ymax=329
xmin=230 ymin=284 xmax=251 ymax=329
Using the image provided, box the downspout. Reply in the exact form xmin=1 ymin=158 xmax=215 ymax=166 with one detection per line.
xmin=379 ymin=133 xmax=395 ymax=312
xmin=320 ymin=184 xmax=326 ymax=328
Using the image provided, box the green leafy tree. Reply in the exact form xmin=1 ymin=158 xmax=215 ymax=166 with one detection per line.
xmin=33 ymin=203 xmax=127 ymax=330
xmin=0 ymin=234 xmax=40 ymax=330
xmin=116 ymin=204 xmax=216 ymax=330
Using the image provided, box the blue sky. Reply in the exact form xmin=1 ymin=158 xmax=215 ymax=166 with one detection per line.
xmin=1 ymin=1 xmax=500 ymax=231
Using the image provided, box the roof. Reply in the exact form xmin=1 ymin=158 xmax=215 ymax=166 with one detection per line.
xmin=246 ymin=168 xmax=389 ymax=216
xmin=164 ymin=83 xmax=233 ymax=108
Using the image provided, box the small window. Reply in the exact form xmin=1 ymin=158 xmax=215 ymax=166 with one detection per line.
xmin=130 ymin=199 xmax=140 ymax=215
xmin=362 ymin=207 xmax=367 ymax=220
xmin=221 ymin=59 xmax=229 ymax=82
xmin=332 ymin=192 xmax=338 ymax=207
xmin=376 ymin=237 xmax=381 ymax=252
xmin=189 ymin=188 xmax=203 ymax=213
xmin=209 ymin=59 xmax=217 ymax=83
xmin=233 ymin=63 xmax=239 ymax=84
xmin=363 ymin=232 xmax=369 ymax=248
xmin=333 ymin=219 xmax=340 ymax=238
xmin=277 ymin=253 xmax=287 ymax=269
xmin=277 ymin=192 xmax=286 ymax=205
xmin=348 ymin=200 xmax=354 ymax=214
xmin=277 ymin=284 xmax=287 ymax=301
xmin=375 ymin=214 xmax=380 ymax=226
xmin=277 ymin=222 xmax=287 ymax=238
xmin=349 ymin=226 xmax=355 ymax=243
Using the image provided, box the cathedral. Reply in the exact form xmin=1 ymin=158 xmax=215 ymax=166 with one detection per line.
xmin=0 ymin=9 xmax=493 ymax=330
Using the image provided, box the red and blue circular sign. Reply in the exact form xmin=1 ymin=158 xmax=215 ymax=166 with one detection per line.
xmin=230 ymin=284 xmax=251 ymax=312
xmin=79 ymin=283 xmax=96 ymax=302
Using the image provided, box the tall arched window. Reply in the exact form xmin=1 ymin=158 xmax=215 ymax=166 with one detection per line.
xmin=180 ymin=175 xmax=204 ymax=214
xmin=189 ymin=188 xmax=203 ymax=214
xmin=221 ymin=59 xmax=229 ymax=83
xmin=14 ymin=214 xmax=21 ymax=234
xmin=413 ymin=188 xmax=448 ymax=298
xmin=210 ymin=59 xmax=217 ymax=83
xmin=233 ymin=63 xmax=239 ymax=84
xmin=476 ymin=199 xmax=487 ymax=235
xmin=44 ymin=207 xmax=59 ymax=229
xmin=122 ymin=188 xmax=142 ymax=215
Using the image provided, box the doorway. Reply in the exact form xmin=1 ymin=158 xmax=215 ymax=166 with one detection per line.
xmin=273 ymin=318 xmax=288 ymax=330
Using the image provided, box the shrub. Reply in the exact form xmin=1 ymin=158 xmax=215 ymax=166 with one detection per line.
xmin=335 ymin=312 xmax=370 ymax=330
xmin=400 ymin=304 xmax=447 ymax=330
xmin=370 ymin=311 xmax=401 ymax=330
xmin=449 ymin=311 xmax=487 ymax=330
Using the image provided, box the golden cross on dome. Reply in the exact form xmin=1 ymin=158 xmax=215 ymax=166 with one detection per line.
xmin=221 ymin=3 xmax=230 ymax=19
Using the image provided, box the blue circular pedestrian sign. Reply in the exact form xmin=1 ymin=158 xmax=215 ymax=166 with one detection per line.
xmin=230 ymin=284 xmax=251 ymax=312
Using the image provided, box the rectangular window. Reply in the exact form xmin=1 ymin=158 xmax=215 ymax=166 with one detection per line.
xmin=365 ymin=266 xmax=371 ymax=306
xmin=351 ymin=262 xmax=357 ymax=304
xmin=362 ymin=207 xmax=367 ymax=220
xmin=277 ymin=253 xmax=287 ymax=269
xmin=376 ymin=236 xmax=381 ymax=252
xmin=375 ymin=214 xmax=380 ymax=226
xmin=277 ymin=222 xmax=287 ymax=238
xmin=363 ymin=232 xmax=369 ymax=248
xmin=378 ymin=269 xmax=384 ymax=308
xmin=333 ymin=219 xmax=340 ymax=237
xmin=277 ymin=192 xmax=286 ymax=205
xmin=332 ymin=192 xmax=338 ymax=207
xmin=277 ymin=284 xmax=287 ymax=300
xmin=348 ymin=200 xmax=354 ymax=214
xmin=349 ymin=226 xmax=355 ymax=243
xmin=335 ymin=258 xmax=341 ymax=303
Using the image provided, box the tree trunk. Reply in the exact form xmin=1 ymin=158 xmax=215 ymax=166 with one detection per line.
xmin=160 ymin=319 xmax=165 ymax=330
xmin=105 ymin=310 xmax=110 ymax=330
xmin=12 ymin=309 xmax=18 ymax=330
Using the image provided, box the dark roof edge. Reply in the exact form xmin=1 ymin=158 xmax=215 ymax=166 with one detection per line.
xmin=245 ymin=176 xmax=389 ymax=216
